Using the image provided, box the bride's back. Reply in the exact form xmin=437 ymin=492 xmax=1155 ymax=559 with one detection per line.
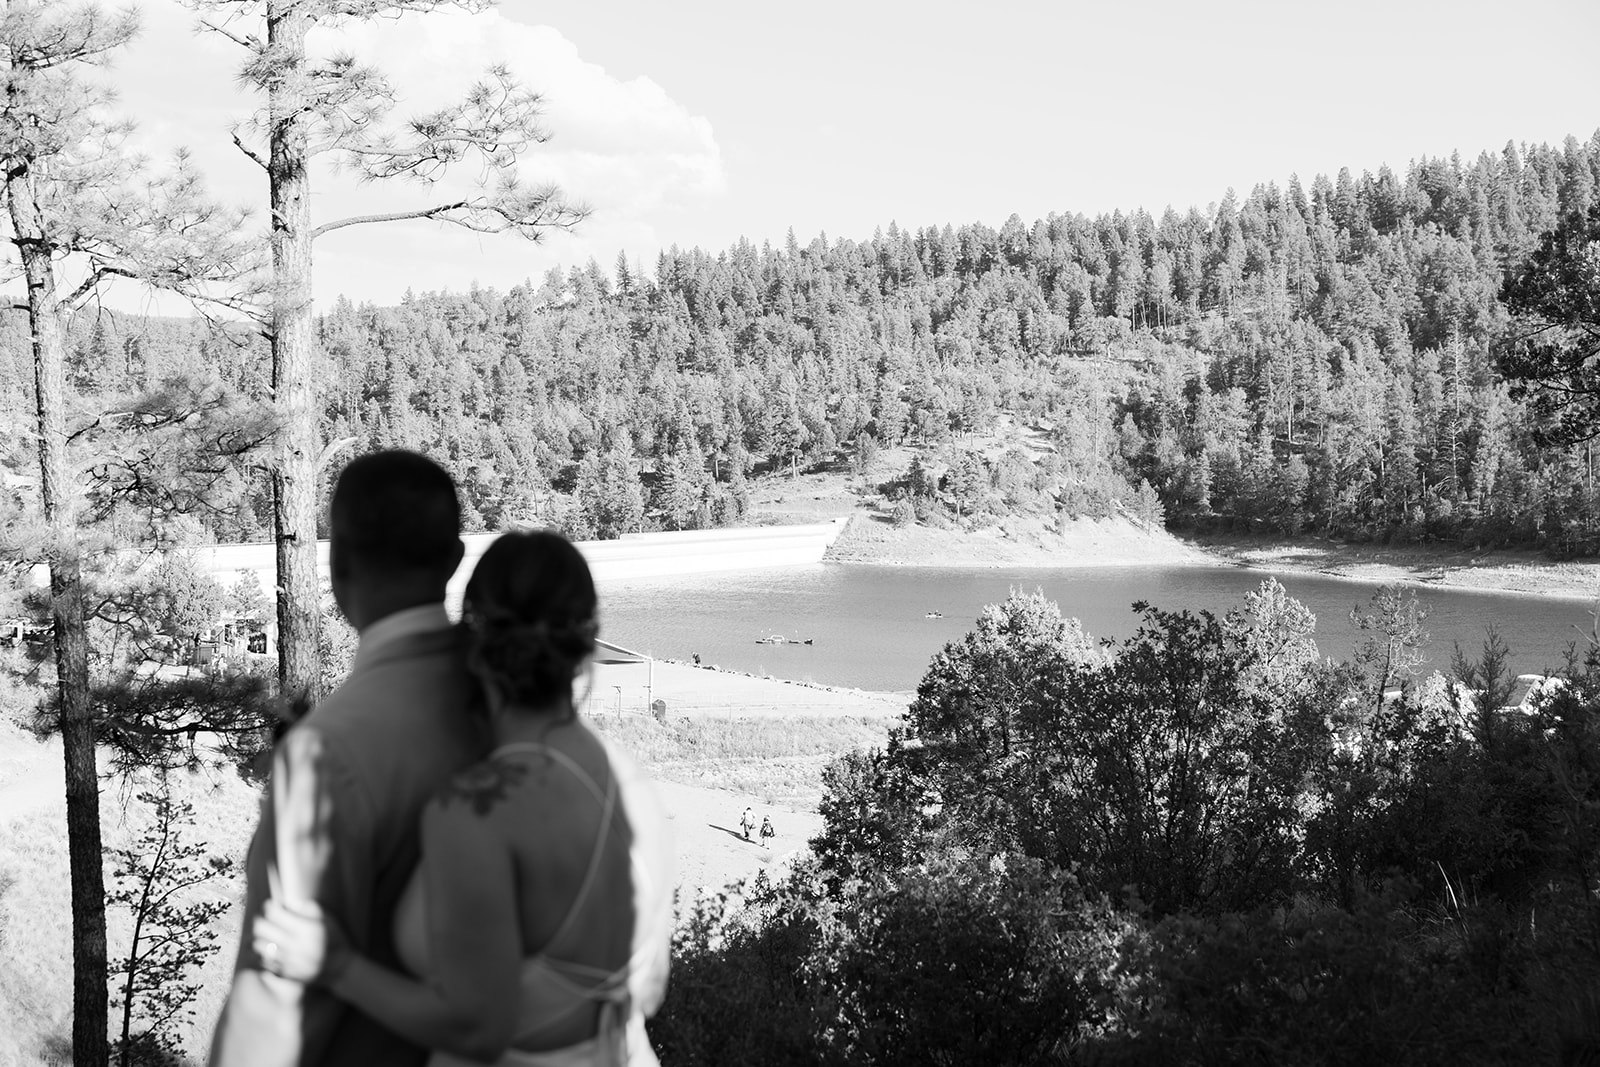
xmin=494 ymin=724 xmax=635 ymax=969
xmin=434 ymin=530 xmax=670 ymax=1057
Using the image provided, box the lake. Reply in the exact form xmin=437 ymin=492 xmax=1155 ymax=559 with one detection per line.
xmin=598 ymin=563 xmax=1600 ymax=694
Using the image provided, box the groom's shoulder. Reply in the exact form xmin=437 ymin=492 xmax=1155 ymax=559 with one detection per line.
xmin=311 ymin=632 xmax=479 ymax=753
xmin=332 ymin=626 xmax=471 ymax=698
xmin=296 ymin=662 xmax=482 ymax=827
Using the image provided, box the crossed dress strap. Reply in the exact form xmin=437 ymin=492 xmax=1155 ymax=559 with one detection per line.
xmin=489 ymin=740 xmax=651 ymax=1056
xmin=492 ymin=740 xmax=620 ymax=953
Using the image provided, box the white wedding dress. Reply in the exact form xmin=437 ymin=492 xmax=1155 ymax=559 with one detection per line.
xmin=392 ymin=737 xmax=674 ymax=1067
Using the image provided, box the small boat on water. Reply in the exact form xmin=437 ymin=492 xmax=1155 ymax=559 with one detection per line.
xmin=925 ymin=611 xmax=943 ymax=619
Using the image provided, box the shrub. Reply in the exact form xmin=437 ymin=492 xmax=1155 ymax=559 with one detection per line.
xmin=811 ymin=737 xmax=936 ymax=887
xmin=666 ymin=590 xmax=1600 ymax=1065
xmin=107 ymin=779 xmax=232 ymax=1066
xmin=1088 ymin=896 xmax=1554 ymax=1067
xmin=318 ymin=595 xmax=358 ymax=698
xmin=811 ymin=851 xmax=1132 ymax=1067
xmin=649 ymin=874 xmax=825 ymax=1067
xmin=654 ymin=857 xmax=1142 ymax=1067
xmin=903 ymin=592 xmax=1321 ymax=915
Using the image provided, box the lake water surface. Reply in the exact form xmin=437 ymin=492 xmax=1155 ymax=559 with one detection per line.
xmin=598 ymin=564 xmax=1600 ymax=694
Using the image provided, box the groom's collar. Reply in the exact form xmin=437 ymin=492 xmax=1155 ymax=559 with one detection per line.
xmin=354 ymin=603 xmax=452 ymax=672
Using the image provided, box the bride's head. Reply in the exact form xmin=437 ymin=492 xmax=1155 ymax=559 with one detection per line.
xmin=462 ymin=531 xmax=599 ymax=718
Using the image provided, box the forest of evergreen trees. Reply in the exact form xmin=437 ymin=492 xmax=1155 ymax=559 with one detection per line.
xmin=3 ymin=131 xmax=1597 ymax=552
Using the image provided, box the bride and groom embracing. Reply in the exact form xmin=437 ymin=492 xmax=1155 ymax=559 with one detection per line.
xmin=208 ymin=451 xmax=672 ymax=1067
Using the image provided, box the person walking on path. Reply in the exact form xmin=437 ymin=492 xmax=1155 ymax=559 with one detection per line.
xmin=758 ymin=816 xmax=775 ymax=848
xmin=739 ymin=806 xmax=755 ymax=841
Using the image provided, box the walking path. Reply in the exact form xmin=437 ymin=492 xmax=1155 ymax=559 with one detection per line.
xmin=0 ymin=732 xmax=61 ymax=817
xmin=0 ymin=715 xmax=836 ymax=898
xmin=651 ymin=777 xmax=821 ymax=896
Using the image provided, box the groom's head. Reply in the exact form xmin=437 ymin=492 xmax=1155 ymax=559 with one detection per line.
xmin=329 ymin=450 xmax=464 ymax=631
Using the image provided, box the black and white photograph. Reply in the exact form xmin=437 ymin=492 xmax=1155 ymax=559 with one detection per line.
xmin=1 ymin=0 xmax=1599 ymax=1063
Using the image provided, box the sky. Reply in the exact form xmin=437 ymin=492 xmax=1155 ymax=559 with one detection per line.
xmin=95 ymin=0 xmax=1600 ymax=308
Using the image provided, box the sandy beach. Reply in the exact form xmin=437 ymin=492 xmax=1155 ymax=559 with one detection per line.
xmin=650 ymin=777 xmax=824 ymax=896
xmin=823 ymin=510 xmax=1216 ymax=568
xmin=1197 ymin=535 xmax=1600 ymax=604
xmin=764 ymin=481 xmax=1600 ymax=603
xmin=585 ymin=656 xmax=910 ymax=718
xmin=736 ymin=461 xmax=1600 ymax=601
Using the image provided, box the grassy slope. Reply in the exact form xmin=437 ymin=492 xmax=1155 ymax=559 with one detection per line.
xmin=0 ymin=700 xmax=901 ymax=1064
xmin=591 ymin=710 xmax=896 ymax=807
xmin=0 ymin=738 xmax=260 ymax=1067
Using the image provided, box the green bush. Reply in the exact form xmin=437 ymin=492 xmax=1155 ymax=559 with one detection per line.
xmin=663 ymin=587 xmax=1600 ymax=1065
xmin=650 ymin=874 xmax=825 ymax=1067
xmin=1086 ymin=896 xmax=1565 ymax=1067
xmin=900 ymin=590 xmax=1320 ymax=915
xmin=655 ymin=856 xmax=1138 ymax=1067
xmin=811 ymin=851 xmax=1131 ymax=1067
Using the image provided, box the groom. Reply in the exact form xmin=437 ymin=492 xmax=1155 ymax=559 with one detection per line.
xmin=210 ymin=451 xmax=486 ymax=1067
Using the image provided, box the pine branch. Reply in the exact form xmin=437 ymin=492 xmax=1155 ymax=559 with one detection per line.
xmin=322 ymin=0 xmax=494 ymax=18
xmin=9 ymin=5 xmax=139 ymax=69
xmin=338 ymin=65 xmax=550 ymax=182
xmin=63 ymin=265 xmax=140 ymax=307
xmin=192 ymin=16 xmax=261 ymax=52
xmin=312 ymin=183 xmax=589 ymax=240
xmin=230 ymin=129 xmax=268 ymax=171
xmin=310 ymin=202 xmax=471 ymax=239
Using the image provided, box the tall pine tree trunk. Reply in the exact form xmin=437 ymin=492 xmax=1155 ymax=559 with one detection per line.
xmin=267 ymin=0 xmax=321 ymax=708
xmin=11 ymin=171 xmax=109 ymax=1067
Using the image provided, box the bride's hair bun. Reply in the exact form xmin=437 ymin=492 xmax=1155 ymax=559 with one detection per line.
xmin=463 ymin=531 xmax=599 ymax=710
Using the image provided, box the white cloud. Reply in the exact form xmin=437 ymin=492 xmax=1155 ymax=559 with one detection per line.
xmin=105 ymin=2 xmax=724 ymax=306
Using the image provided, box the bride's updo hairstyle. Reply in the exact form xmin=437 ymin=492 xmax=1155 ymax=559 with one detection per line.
xmin=462 ymin=531 xmax=599 ymax=714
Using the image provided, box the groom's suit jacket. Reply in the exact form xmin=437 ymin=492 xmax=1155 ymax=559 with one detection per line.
xmin=209 ymin=609 xmax=485 ymax=1067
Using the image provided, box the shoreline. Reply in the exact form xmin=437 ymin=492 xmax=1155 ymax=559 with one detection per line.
xmin=585 ymin=656 xmax=911 ymax=720
xmin=821 ymin=511 xmax=1217 ymax=570
xmin=776 ymin=505 xmax=1600 ymax=604
xmin=1192 ymin=535 xmax=1600 ymax=604
xmin=162 ymin=500 xmax=1600 ymax=608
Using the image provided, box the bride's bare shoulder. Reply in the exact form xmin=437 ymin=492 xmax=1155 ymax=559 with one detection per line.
xmin=431 ymin=751 xmax=537 ymax=818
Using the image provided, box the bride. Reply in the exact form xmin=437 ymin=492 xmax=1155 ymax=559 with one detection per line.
xmin=253 ymin=531 xmax=673 ymax=1066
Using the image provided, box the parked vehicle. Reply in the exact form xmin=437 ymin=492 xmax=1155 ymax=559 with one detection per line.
xmin=0 ymin=618 xmax=51 ymax=648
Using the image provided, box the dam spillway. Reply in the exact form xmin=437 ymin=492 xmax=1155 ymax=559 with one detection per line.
xmin=193 ymin=519 xmax=850 ymax=615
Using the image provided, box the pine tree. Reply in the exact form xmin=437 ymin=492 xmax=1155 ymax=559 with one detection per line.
xmin=1497 ymin=203 xmax=1600 ymax=445
xmin=107 ymin=779 xmax=233 ymax=1067
xmin=614 ymin=249 xmax=634 ymax=294
xmin=195 ymin=0 xmax=587 ymax=706
xmin=1 ymin=7 xmax=253 ymax=1061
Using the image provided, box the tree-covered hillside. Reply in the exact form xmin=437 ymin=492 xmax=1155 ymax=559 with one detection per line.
xmin=4 ymin=131 xmax=1597 ymax=550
